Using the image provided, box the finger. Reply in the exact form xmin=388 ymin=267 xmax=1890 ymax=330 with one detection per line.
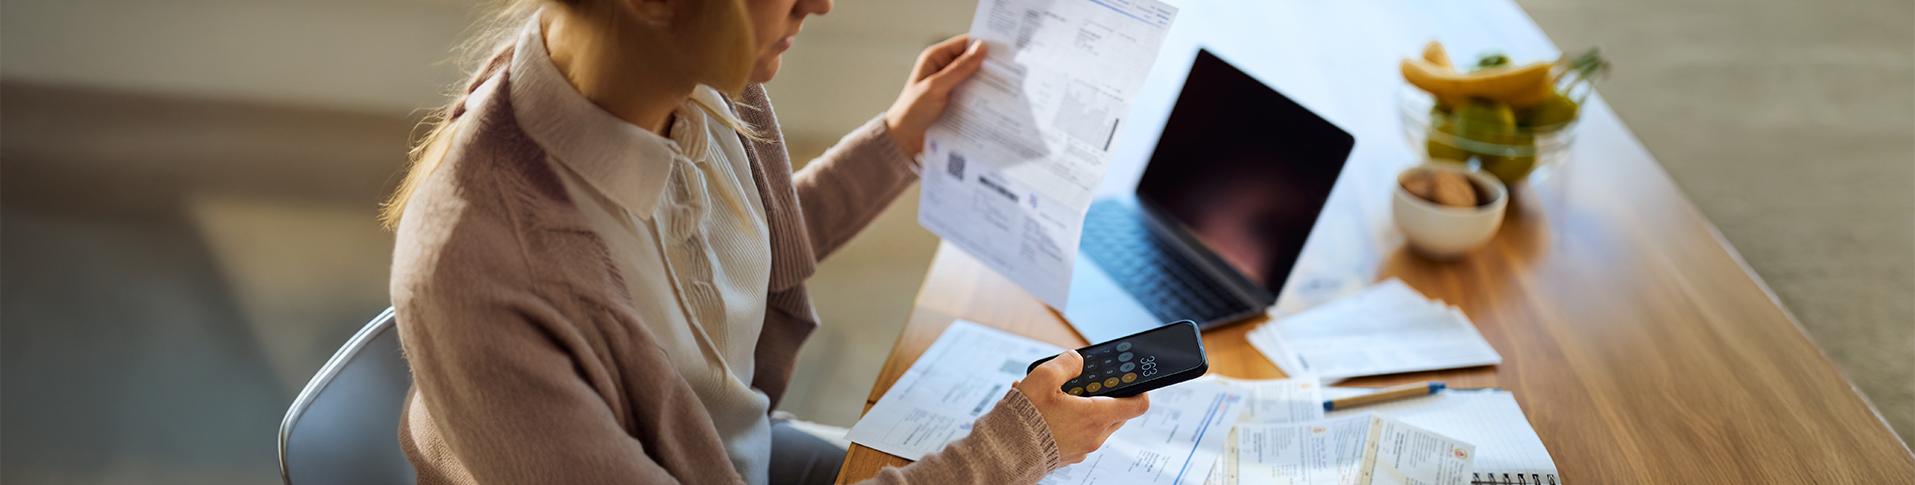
xmin=916 ymin=46 xmax=969 ymax=83
xmin=926 ymin=35 xmax=971 ymax=64
xmin=1084 ymin=393 xmax=1149 ymax=422
xmin=915 ymin=35 xmax=973 ymax=81
xmin=926 ymin=41 xmax=987 ymax=92
xmin=1029 ymin=349 xmax=1083 ymax=389
xmin=1113 ymin=392 xmax=1151 ymax=419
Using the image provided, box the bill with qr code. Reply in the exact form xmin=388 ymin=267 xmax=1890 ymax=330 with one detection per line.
xmin=918 ymin=0 xmax=1178 ymax=308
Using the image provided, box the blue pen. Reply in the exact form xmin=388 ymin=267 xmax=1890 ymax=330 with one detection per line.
xmin=1323 ymin=382 xmax=1446 ymax=411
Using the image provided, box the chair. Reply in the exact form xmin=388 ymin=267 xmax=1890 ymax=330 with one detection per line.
xmin=279 ymin=308 xmax=415 ymax=484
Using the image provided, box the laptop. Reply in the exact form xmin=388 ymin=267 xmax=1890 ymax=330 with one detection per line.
xmin=1060 ymin=49 xmax=1355 ymax=343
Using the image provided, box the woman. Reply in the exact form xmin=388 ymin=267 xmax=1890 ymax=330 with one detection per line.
xmin=382 ymin=0 xmax=1150 ymax=483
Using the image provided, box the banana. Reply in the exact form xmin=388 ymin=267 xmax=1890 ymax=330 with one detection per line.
xmin=1502 ymin=80 xmax=1558 ymax=108
xmin=1422 ymin=40 xmax=1452 ymax=69
xmin=1414 ymin=42 xmax=1465 ymax=107
xmin=1401 ymin=57 xmax=1552 ymax=107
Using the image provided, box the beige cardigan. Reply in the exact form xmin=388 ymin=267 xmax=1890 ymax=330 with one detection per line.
xmin=391 ymin=62 xmax=1061 ymax=483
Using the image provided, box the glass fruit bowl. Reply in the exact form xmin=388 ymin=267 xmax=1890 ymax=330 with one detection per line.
xmin=1396 ymin=83 xmax=1586 ymax=185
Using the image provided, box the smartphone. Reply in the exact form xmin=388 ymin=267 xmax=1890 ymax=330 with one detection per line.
xmin=1026 ymin=320 xmax=1208 ymax=398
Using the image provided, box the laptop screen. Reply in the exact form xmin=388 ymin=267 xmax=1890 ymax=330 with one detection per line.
xmin=1134 ymin=49 xmax=1354 ymax=293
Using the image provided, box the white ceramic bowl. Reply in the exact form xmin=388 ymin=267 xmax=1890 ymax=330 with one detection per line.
xmin=1392 ymin=163 xmax=1508 ymax=259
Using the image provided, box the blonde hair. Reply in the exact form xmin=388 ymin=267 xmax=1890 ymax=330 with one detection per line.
xmin=380 ymin=0 xmax=758 ymax=229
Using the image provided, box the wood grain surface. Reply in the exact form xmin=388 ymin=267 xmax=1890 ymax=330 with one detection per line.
xmin=835 ymin=0 xmax=1915 ymax=483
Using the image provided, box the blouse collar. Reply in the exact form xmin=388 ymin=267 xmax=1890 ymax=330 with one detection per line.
xmin=508 ymin=12 xmax=710 ymax=219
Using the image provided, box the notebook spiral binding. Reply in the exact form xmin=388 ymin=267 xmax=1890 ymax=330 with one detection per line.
xmin=1470 ymin=472 xmax=1561 ymax=485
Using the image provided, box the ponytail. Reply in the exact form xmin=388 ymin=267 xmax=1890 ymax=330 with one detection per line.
xmin=380 ymin=0 xmax=539 ymax=230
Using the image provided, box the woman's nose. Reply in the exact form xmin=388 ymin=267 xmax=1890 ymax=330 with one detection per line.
xmin=802 ymin=0 xmax=832 ymax=16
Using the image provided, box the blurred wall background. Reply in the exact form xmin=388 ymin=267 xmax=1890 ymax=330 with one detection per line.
xmin=1 ymin=0 xmax=1908 ymax=483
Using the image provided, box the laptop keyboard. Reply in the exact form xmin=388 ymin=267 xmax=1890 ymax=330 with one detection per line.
xmin=1080 ymin=202 xmax=1250 ymax=323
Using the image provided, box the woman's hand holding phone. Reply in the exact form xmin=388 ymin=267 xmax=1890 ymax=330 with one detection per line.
xmin=1013 ymin=350 xmax=1151 ymax=465
xmin=883 ymin=34 xmax=988 ymax=157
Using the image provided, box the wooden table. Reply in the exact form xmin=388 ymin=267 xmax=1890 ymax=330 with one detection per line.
xmin=835 ymin=0 xmax=1915 ymax=483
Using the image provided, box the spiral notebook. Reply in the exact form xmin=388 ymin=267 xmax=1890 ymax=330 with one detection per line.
xmin=1325 ymin=388 xmax=1562 ymax=485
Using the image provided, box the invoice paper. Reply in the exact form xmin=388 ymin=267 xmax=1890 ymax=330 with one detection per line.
xmin=1041 ymin=378 xmax=1246 ymax=485
xmin=848 ymin=322 xmax=1247 ymax=485
xmin=1233 ymin=415 xmax=1475 ymax=485
xmin=846 ymin=321 xmax=1063 ymax=460
xmin=1247 ymin=280 xmax=1501 ymax=381
xmin=1231 ymin=378 xmax=1326 ymax=424
xmin=1324 ymin=388 xmax=1560 ymax=482
xmin=919 ymin=0 xmax=1179 ymax=307
xmin=1206 ymin=378 xmax=1328 ymax=485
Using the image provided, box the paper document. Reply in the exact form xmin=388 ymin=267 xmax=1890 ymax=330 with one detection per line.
xmin=1325 ymin=388 xmax=1560 ymax=484
xmin=1206 ymin=379 xmax=1327 ymax=485
xmin=850 ymin=320 xmax=1240 ymax=483
xmin=919 ymin=0 xmax=1179 ymax=307
xmin=1041 ymin=378 xmax=1246 ymax=485
xmin=1230 ymin=378 xmax=1327 ymax=424
xmin=847 ymin=321 xmax=1245 ymax=485
xmin=846 ymin=321 xmax=1063 ymax=460
xmin=1248 ymin=280 xmax=1501 ymax=380
xmin=1233 ymin=415 xmax=1475 ymax=485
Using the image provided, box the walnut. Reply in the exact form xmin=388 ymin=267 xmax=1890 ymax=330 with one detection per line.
xmin=1400 ymin=169 xmax=1478 ymax=208
xmin=1428 ymin=171 xmax=1478 ymax=207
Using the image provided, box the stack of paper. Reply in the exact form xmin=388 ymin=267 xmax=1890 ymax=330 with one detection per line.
xmin=1203 ymin=379 xmax=1325 ymax=485
xmin=1324 ymin=388 xmax=1562 ymax=484
xmin=1204 ymin=380 xmax=1479 ymax=485
xmin=1037 ymin=379 xmax=1244 ymax=485
xmin=848 ymin=322 xmax=1491 ymax=485
xmin=1247 ymin=279 xmax=1501 ymax=381
xmin=848 ymin=321 xmax=1250 ymax=485
xmin=1230 ymin=415 xmax=1476 ymax=485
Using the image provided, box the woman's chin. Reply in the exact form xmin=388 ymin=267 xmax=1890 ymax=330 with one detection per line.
xmin=749 ymin=56 xmax=782 ymax=84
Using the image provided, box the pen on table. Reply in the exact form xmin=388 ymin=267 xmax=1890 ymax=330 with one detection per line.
xmin=1323 ymin=381 xmax=1446 ymax=411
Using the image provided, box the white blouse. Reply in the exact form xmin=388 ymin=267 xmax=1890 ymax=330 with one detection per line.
xmin=500 ymin=15 xmax=776 ymax=484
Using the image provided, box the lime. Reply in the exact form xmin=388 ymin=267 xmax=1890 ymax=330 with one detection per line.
xmin=1474 ymin=52 xmax=1511 ymax=70
xmin=1453 ymin=100 xmax=1518 ymax=157
xmin=1519 ymin=91 xmax=1580 ymax=131
xmin=1481 ymin=131 xmax=1538 ymax=184
xmin=1450 ymin=100 xmax=1530 ymax=182
xmin=1426 ymin=107 xmax=1471 ymax=163
xmin=1454 ymin=100 xmax=1517 ymax=139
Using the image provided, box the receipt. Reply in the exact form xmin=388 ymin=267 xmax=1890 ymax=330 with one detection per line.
xmin=1041 ymin=378 xmax=1246 ymax=485
xmin=1233 ymin=378 xmax=1327 ymax=424
xmin=919 ymin=0 xmax=1179 ymax=307
xmin=1248 ymin=280 xmax=1502 ymax=381
xmin=1360 ymin=416 xmax=1476 ymax=485
xmin=1206 ymin=378 xmax=1327 ymax=485
xmin=846 ymin=321 xmax=1064 ymax=460
xmin=1231 ymin=416 xmax=1475 ymax=485
xmin=847 ymin=320 xmax=1246 ymax=485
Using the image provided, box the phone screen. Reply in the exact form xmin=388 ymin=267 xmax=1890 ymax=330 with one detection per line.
xmin=1034 ymin=321 xmax=1208 ymax=397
